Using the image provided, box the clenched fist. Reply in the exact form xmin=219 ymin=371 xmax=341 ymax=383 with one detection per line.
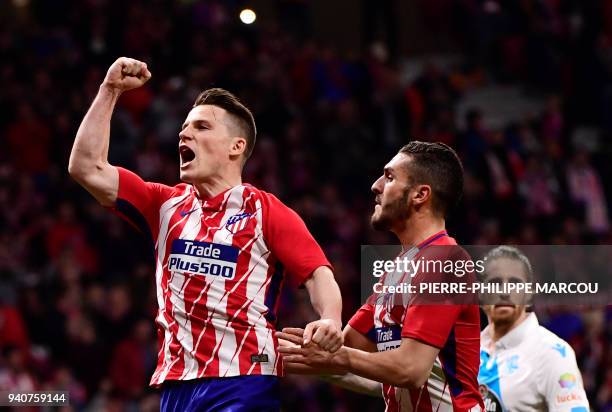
xmin=102 ymin=57 xmax=151 ymax=93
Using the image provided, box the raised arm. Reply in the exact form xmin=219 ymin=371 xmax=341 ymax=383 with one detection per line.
xmin=68 ymin=57 xmax=151 ymax=206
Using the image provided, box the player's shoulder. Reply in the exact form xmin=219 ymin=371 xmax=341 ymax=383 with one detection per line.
xmin=532 ymin=325 xmax=577 ymax=361
xmin=241 ymin=183 xmax=267 ymax=198
xmin=244 ymin=184 xmax=277 ymax=199
xmin=156 ymin=181 xmax=192 ymax=201
xmin=243 ymin=185 xmax=292 ymax=210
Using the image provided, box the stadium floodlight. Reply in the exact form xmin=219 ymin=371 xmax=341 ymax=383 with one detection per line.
xmin=239 ymin=8 xmax=256 ymax=25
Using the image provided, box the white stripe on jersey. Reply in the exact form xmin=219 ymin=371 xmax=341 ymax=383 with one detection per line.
xmin=217 ymin=211 xmax=273 ymax=374
xmin=396 ymin=386 xmax=413 ymax=412
xmin=174 ymin=202 xmax=204 ymax=380
xmin=427 ymin=359 xmax=453 ymax=412
xmin=200 ymin=187 xmax=245 ymax=377
xmin=158 ymin=193 xmax=201 ymax=382
xmin=245 ymin=199 xmax=277 ymax=374
xmin=151 ymin=187 xmax=191 ymax=384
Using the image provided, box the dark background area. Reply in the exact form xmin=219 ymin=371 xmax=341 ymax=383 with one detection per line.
xmin=1 ymin=0 xmax=612 ymax=410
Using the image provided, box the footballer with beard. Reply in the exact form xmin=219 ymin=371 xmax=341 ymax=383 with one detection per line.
xmin=278 ymin=142 xmax=484 ymax=412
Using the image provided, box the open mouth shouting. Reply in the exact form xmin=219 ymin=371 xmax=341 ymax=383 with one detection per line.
xmin=179 ymin=145 xmax=196 ymax=168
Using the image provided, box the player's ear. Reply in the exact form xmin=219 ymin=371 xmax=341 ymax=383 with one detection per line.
xmin=229 ymin=136 xmax=247 ymax=157
xmin=412 ymin=184 xmax=432 ymax=207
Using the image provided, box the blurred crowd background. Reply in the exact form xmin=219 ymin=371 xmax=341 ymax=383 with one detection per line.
xmin=1 ymin=0 xmax=612 ymax=410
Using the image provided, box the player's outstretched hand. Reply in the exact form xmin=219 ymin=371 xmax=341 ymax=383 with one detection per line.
xmin=102 ymin=57 xmax=151 ymax=93
xmin=277 ymin=334 xmax=301 ymax=350
xmin=276 ymin=327 xmax=306 ymax=346
xmin=303 ymin=318 xmax=343 ymax=352
xmin=277 ymin=329 xmax=347 ymax=375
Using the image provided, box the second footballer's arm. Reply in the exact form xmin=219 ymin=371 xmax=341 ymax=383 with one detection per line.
xmin=280 ymin=335 xmax=440 ymax=390
xmin=339 ymin=338 xmax=438 ymax=389
xmin=68 ymin=57 xmax=151 ymax=206
xmin=320 ymin=373 xmax=383 ymax=397
xmin=319 ymin=325 xmax=382 ymax=397
xmin=280 ymin=325 xmax=383 ymax=397
xmin=303 ymin=266 xmax=343 ymax=351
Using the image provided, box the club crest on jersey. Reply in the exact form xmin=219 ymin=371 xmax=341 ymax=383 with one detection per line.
xmin=168 ymin=239 xmax=239 ymax=279
xmin=225 ymin=212 xmax=253 ymax=233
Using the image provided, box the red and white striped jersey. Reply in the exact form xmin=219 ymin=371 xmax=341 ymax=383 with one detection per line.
xmin=111 ymin=168 xmax=330 ymax=385
xmin=349 ymin=231 xmax=484 ymax=412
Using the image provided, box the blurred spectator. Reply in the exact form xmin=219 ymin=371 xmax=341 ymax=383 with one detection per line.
xmin=109 ymin=318 xmax=155 ymax=399
xmin=6 ymin=103 xmax=51 ymax=175
xmin=566 ymin=151 xmax=610 ymax=234
xmin=0 ymin=346 xmax=35 ymax=391
xmin=0 ymin=305 xmax=29 ymax=351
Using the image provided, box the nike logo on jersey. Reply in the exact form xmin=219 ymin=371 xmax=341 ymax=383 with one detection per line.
xmin=180 ymin=208 xmax=197 ymax=217
xmin=179 ymin=202 xmax=206 ymax=217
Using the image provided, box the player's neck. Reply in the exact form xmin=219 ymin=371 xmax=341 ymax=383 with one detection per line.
xmin=490 ymin=311 xmax=530 ymax=344
xmin=193 ymin=173 xmax=242 ymax=199
xmin=394 ymin=213 xmax=446 ymax=248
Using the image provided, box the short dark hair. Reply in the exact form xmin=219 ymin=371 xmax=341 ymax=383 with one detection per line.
xmin=483 ymin=245 xmax=533 ymax=283
xmin=398 ymin=141 xmax=464 ymax=216
xmin=483 ymin=245 xmax=534 ymax=310
xmin=193 ymin=88 xmax=257 ymax=161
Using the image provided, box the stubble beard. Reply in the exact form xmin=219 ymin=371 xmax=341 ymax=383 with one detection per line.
xmin=371 ymin=189 xmax=411 ymax=231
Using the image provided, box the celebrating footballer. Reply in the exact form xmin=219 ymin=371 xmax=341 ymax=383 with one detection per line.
xmin=69 ymin=57 xmax=343 ymax=412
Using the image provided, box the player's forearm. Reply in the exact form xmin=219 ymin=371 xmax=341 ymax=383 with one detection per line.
xmin=305 ymin=266 xmax=342 ymax=326
xmin=285 ymin=352 xmax=383 ymax=396
xmin=320 ymin=373 xmax=383 ymax=397
xmin=333 ymin=346 xmax=427 ymax=389
xmin=68 ymin=84 xmax=120 ymax=178
xmin=283 ymin=362 xmax=326 ymax=375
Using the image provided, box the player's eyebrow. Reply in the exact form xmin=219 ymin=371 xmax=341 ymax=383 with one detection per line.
xmin=508 ymin=276 xmax=526 ymax=284
xmin=181 ymin=119 xmax=213 ymax=130
xmin=384 ymin=166 xmax=394 ymax=176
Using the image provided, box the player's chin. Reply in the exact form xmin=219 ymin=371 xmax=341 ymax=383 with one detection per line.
xmin=370 ymin=214 xmax=380 ymax=228
xmin=370 ymin=212 xmax=389 ymax=231
xmin=179 ymin=168 xmax=194 ymax=183
xmin=491 ymin=305 xmax=518 ymax=319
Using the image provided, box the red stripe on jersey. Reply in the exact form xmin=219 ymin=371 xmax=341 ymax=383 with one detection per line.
xmin=384 ymin=384 xmax=398 ymax=411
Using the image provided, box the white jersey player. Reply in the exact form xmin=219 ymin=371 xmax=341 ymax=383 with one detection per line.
xmin=479 ymin=246 xmax=589 ymax=412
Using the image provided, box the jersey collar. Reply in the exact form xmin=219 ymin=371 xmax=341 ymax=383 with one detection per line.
xmin=482 ymin=312 xmax=539 ymax=351
xmin=417 ymin=230 xmax=449 ymax=249
xmin=192 ymin=184 xmax=243 ymax=211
